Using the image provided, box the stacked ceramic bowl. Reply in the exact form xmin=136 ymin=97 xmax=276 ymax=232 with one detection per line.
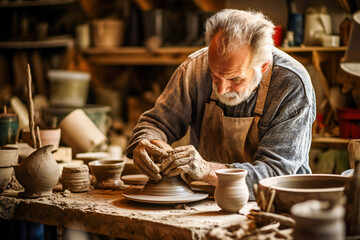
xmin=61 ymin=164 xmax=90 ymax=192
xmin=0 ymin=149 xmax=18 ymax=193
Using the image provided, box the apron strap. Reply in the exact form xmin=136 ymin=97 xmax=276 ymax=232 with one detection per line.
xmin=253 ymin=61 xmax=273 ymax=117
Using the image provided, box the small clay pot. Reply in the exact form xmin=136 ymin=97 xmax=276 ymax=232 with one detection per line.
xmin=214 ymin=169 xmax=249 ymax=213
xmin=88 ymin=159 xmax=125 ymax=189
xmin=13 ymin=145 xmax=60 ymax=198
xmin=0 ymin=149 xmax=18 ymax=193
xmin=0 ymin=148 xmax=19 ymax=167
xmin=22 ymin=128 xmax=61 ymax=150
xmin=3 ymin=143 xmax=36 ymax=163
xmin=61 ymin=164 xmax=90 ymax=192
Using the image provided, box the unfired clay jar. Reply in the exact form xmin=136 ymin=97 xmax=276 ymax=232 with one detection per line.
xmin=214 ymin=169 xmax=249 ymax=213
xmin=13 ymin=145 xmax=60 ymax=197
xmin=61 ymin=164 xmax=90 ymax=192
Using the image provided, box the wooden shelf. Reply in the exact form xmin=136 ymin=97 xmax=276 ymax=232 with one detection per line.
xmin=0 ymin=0 xmax=75 ymax=8
xmin=81 ymin=46 xmax=347 ymax=65
xmin=278 ymin=46 xmax=347 ymax=52
xmin=0 ymin=36 xmax=74 ymax=49
xmin=82 ymin=47 xmax=201 ymax=65
xmin=311 ymin=137 xmax=350 ymax=149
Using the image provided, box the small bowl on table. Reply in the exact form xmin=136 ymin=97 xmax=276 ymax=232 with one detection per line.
xmin=0 ymin=148 xmax=19 ymax=193
xmin=88 ymin=159 xmax=125 ymax=189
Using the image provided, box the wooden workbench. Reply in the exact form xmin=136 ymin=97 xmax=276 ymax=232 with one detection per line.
xmin=0 ymin=186 xmax=257 ymax=239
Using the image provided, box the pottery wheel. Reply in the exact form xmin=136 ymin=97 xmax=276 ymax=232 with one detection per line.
xmin=122 ymin=175 xmax=208 ymax=204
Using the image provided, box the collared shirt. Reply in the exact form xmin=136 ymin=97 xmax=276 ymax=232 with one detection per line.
xmin=126 ymin=47 xmax=316 ymax=200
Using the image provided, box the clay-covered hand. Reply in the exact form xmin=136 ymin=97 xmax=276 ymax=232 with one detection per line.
xmin=148 ymin=139 xmax=174 ymax=162
xmin=160 ymin=145 xmax=211 ymax=181
xmin=133 ymin=139 xmax=170 ymax=181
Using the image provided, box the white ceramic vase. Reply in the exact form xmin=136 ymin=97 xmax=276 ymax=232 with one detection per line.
xmin=214 ymin=168 xmax=249 ymax=213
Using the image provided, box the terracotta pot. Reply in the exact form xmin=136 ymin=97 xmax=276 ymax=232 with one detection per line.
xmin=22 ymin=128 xmax=61 ymax=150
xmin=88 ymin=159 xmax=125 ymax=189
xmin=258 ymin=174 xmax=348 ymax=213
xmin=13 ymin=145 xmax=60 ymax=197
xmin=214 ymin=169 xmax=249 ymax=213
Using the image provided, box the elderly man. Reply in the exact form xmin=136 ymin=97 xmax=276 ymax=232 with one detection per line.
xmin=125 ymin=9 xmax=316 ymax=200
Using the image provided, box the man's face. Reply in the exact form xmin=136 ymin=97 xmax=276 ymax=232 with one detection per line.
xmin=208 ymin=36 xmax=259 ymax=106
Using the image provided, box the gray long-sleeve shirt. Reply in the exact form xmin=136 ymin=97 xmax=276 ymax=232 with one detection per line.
xmin=126 ymin=47 xmax=316 ymax=200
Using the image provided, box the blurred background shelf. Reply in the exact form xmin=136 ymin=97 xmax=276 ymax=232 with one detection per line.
xmin=82 ymin=46 xmax=201 ymax=65
xmin=81 ymin=46 xmax=346 ymax=65
xmin=0 ymin=0 xmax=75 ymax=8
xmin=0 ymin=36 xmax=74 ymax=49
xmin=279 ymin=46 xmax=347 ymax=52
xmin=311 ymin=137 xmax=350 ymax=149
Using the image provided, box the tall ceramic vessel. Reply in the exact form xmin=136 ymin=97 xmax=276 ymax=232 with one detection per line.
xmin=13 ymin=145 xmax=59 ymax=198
xmin=214 ymin=169 xmax=249 ymax=213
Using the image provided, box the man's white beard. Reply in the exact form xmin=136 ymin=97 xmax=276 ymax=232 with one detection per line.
xmin=213 ymin=68 xmax=263 ymax=106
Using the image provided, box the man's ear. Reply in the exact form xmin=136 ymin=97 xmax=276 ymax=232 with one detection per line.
xmin=261 ymin=60 xmax=270 ymax=73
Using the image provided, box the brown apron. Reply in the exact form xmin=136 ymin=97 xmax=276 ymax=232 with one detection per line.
xmin=198 ymin=64 xmax=272 ymax=164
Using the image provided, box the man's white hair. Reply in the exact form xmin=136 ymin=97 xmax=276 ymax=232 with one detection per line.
xmin=205 ymin=9 xmax=275 ymax=70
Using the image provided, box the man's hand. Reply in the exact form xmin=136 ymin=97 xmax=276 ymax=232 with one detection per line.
xmin=160 ymin=145 xmax=211 ymax=181
xmin=133 ymin=139 xmax=170 ymax=181
xmin=148 ymin=139 xmax=174 ymax=162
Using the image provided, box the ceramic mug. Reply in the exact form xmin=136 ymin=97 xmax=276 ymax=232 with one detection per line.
xmin=59 ymin=109 xmax=106 ymax=154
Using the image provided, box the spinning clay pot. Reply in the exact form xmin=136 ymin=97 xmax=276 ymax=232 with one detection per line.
xmin=13 ymin=145 xmax=60 ymax=198
xmin=141 ymin=175 xmax=194 ymax=197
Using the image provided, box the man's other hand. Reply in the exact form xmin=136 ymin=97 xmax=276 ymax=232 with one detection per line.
xmin=133 ymin=139 xmax=170 ymax=181
xmin=160 ymin=145 xmax=211 ymax=181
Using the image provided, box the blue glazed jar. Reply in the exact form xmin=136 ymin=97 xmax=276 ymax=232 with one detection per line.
xmin=0 ymin=113 xmax=19 ymax=146
xmin=288 ymin=13 xmax=304 ymax=46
